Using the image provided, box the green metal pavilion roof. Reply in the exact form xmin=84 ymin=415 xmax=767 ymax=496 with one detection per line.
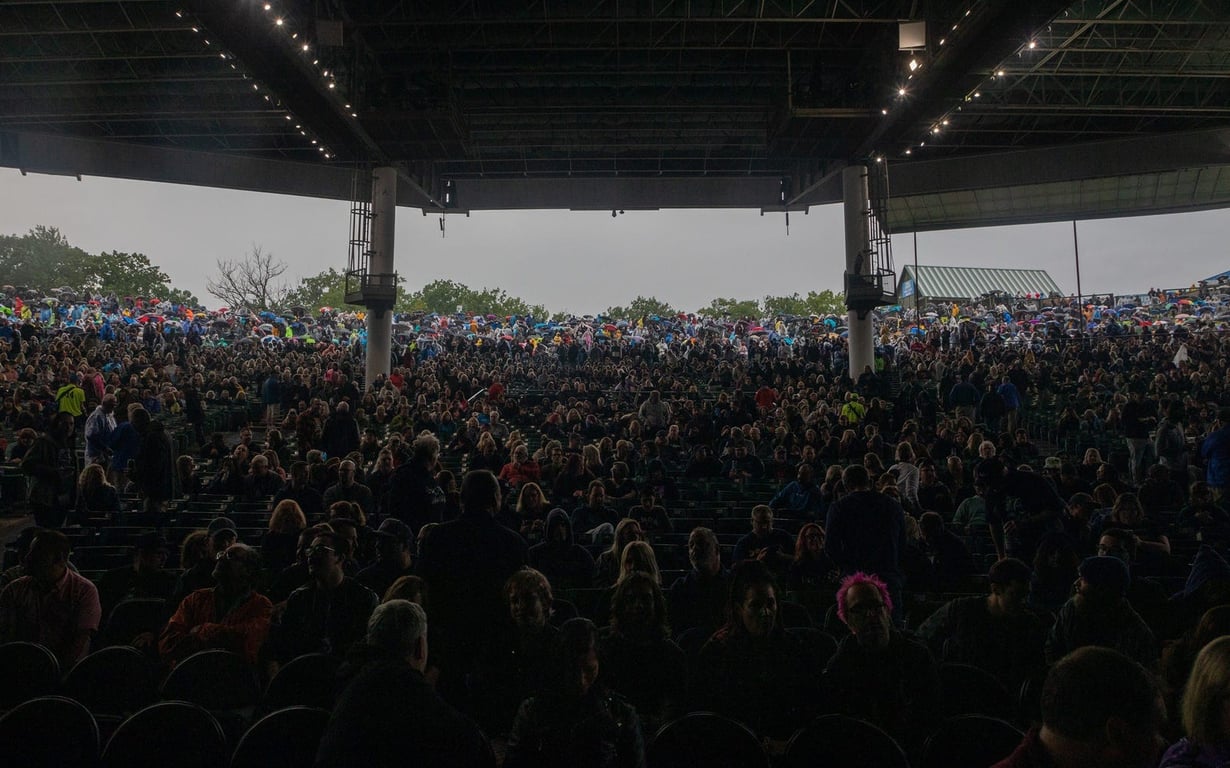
xmin=899 ymin=265 xmax=1061 ymax=303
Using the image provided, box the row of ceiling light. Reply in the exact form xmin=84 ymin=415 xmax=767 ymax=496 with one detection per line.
xmin=174 ymin=0 xmax=359 ymax=160
xmin=872 ymin=5 xmax=1042 ymax=161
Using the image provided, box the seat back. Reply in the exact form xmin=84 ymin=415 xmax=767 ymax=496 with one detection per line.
xmin=64 ymin=646 xmax=159 ymax=717
xmin=101 ymin=598 xmax=167 ymax=647
xmin=102 ymin=701 xmax=227 ymax=768
xmin=161 ymin=650 xmax=261 ymax=711
xmin=920 ymin=715 xmax=1024 ymax=768
xmin=262 ymin=653 xmax=341 ymax=712
xmin=230 ymin=706 xmax=331 ymax=768
xmin=0 ymin=641 xmax=60 ymax=709
xmin=648 ymin=712 xmax=770 ymax=768
xmin=784 ymin=714 xmax=908 ymax=768
xmin=0 ymin=695 xmax=99 ymax=768
xmin=938 ymin=663 xmax=1016 ymax=720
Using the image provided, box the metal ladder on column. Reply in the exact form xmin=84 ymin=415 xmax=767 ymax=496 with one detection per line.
xmin=344 ymin=169 xmax=398 ymax=307
xmin=845 ymin=161 xmax=898 ymax=313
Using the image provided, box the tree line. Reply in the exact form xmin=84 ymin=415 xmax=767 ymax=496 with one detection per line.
xmin=0 ymin=228 xmax=846 ymax=319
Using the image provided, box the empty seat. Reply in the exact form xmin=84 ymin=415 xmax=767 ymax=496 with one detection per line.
xmin=102 ymin=701 xmax=227 ymax=768
xmin=919 ymin=715 xmax=1024 ymax=768
xmin=64 ymin=646 xmax=160 ymax=717
xmin=647 ymin=712 xmax=770 ymax=768
xmin=939 ymin=663 xmax=1016 ymax=720
xmin=783 ymin=714 xmax=908 ymax=768
xmin=0 ymin=641 xmax=60 ymax=709
xmin=262 ymin=653 xmax=341 ymax=712
xmin=161 ymin=649 xmax=262 ymax=711
xmin=101 ymin=598 xmax=168 ymax=648
xmin=0 ymin=695 xmax=99 ymax=768
xmin=230 ymin=706 xmax=331 ymax=768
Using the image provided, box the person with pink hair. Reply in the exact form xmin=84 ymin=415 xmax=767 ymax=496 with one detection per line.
xmin=826 ymin=572 xmax=940 ymax=752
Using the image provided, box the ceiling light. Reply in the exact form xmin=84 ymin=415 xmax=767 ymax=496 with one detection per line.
xmin=904 ymin=149 xmax=912 ymax=155
xmin=997 ymin=70 xmax=1005 ymax=76
xmin=939 ymin=38 xmax=946 ymax=46
xmin=881 ymin=108 xmax=888 ymax=115
xmin=974 ymin=91 xmax=981 ymax=97
xmin=284 ymin=115 xmax=291 ymax=120
xmin=942 ymin=119 xmax=949 ymax=125
xmin=175 ymin=10 xmax=183 ymax=18
xmin=302 ymin=43 xmax=310 ymax=51
xmin=275 ymin=18 xmax=284 ymax=26
xmin=898 ymin=88 xmax=906 ymax=96
xmin=875 ymin=156 xmax=883 ymax=163
xmin=263 ymin=3 xmax=271 ymax=10
xmin=328 ymin=82 xmax=336 ymax=89
xmin=1028 ymin=40 xmax=1036 ymax=49
xmin=191 ymin=26 xmax=198 ymax=33
xmin=908 ymin=58 xmax=919 ymax=72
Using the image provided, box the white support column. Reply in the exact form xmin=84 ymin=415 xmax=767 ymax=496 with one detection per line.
xmin=365 ymin=166 xmax=397 ymax=390
xmin=843 ymin=164 xmax=875 ymax=382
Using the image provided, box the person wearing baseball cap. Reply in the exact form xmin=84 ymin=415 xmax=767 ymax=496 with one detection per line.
xmin=356 ymin=518 xmax=416 ymax=598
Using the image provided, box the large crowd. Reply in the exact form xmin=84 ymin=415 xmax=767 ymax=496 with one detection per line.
xmin=2 ymin=283 xmax=1230 ymax=767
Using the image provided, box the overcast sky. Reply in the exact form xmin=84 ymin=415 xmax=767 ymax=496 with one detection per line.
xmin=0 ymin=167 xmax=1226 ymax=314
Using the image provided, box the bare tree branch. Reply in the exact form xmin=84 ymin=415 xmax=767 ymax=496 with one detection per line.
xmin=206 ymin=245 xmax=289 ymax=311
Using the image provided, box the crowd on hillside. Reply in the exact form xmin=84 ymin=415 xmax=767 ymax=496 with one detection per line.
xmin=2 ymin=285 xmax=1230 ymax=767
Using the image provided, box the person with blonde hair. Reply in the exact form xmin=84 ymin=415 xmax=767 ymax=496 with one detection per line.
xmin=618 ymin=540 xmax=660 ymax=585
xmin=1162 ymin=635 xmax=1230 ymax=767
xmin=262 ymin=499 xmax=307 ymax=572
xmin=594 ymin=518 xmax=643 ymax=588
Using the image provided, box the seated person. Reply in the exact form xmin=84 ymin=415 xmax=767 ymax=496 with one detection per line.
xmin=994 ymin=647 xmax=1164 ymax=768
xmin=917 ymin=558 xmax=1046 ymax=689
xmin=788 ymin=523 xmax=838 ymax=591
xmin=825 ymin=571 xmax=941 ymax=752
xmin=355 ymin=518 xmax=416 ymax=598
xmin=315 ymin=600 xmax=495 ymax=767
xmin=732 ymin=505 xmax=795 ymax=575
xmin=572 ymin=481 xmax=619 ymax=543
xmin=667 ymin=527 xmax=729 ymax=637
xmin=1095 ymin=528 xmax=1169 ymax=612
xmin=0 ymin=529 xmax=101 ymax=668
xmin=170 ymin=517 xmax=238 ymax=605
xmin=691 ymin=561 xmax=816 ymax=740
xmin=770 ymin=463 xmax=825 ymax=518
xmin=528 ymin=509 xmax=596 ymax=590
xmin=594 ymin=519 xmax=644 ymax=589
xmin=598 ymin=572 xmax=686 ymax=736
xmin=159 ymin=543 xmax=273 ymax=666
xmin=627 ymin=491 xmax=673 ymax=536
xmin=1178 ymin=482 xmax=1230 ymax=530
xmin=505 ymin=618 xmax=644 ymax=768
xmin=1045 ymin=556 xmax=1157 ymax=667
xmin=469 ymin=568 xmax=560 ymax=735
xmin=722 ymin=441 xmax=765 ymax=481
xmin=266 ymin=531 xmax=378 ymax=673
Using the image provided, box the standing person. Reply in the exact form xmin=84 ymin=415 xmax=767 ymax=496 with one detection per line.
xmin=322 ymin=401 xmax=360 ymax=461
xmin=824 ymin=464 xmax=906 ymax=622
xmin=261 ymin=370 xmax=281 ymax=426
xmin=55 ymin=373 xmax=87 ymax=432
xmin=131 ymin=419 xmax=174 ymax=515
xmin=21 ymin=412 xmax=77 ymax=528
xmin=997 ymin=376 xmax=1024 ymax=435
xmin=418 ymin=470 xmax=528 ymax=690
xmin=977 ymin=458 xmax=1066 ymax=564
xmin=83 ymin=393 xmax=117 ymax=466
xmin=1122 ymin=387 xmax=1157 ymax=487
xmin=385 ymin=434 xmax=447 ymax=533
xmin=1201 ymin=408 xmax=1230 ymax=501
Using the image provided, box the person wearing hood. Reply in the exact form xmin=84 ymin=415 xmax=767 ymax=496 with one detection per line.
xmin=131 ymin=417 xmax=174 ymax=514
xmin=528 ymin=509 xmax=596 ymax=589
xmin=1045 ymin=556 xmax=1157 ymax=666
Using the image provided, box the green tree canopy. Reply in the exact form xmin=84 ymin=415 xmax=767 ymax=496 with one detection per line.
xmin=604 ymin=295 xmax=674 ymax=320
xmin=699 ymin=297 xmax=761 ymax=319
xmin=0 ymin=226 xmax=198 ymax=304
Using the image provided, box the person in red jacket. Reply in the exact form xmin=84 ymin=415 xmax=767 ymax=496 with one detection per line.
xmin=159 ymin=542 xmax=272 ymax=666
